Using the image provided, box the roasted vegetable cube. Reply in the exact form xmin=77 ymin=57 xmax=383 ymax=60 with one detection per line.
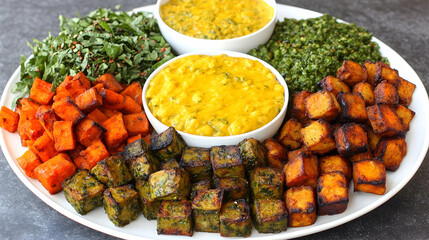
xmin=149 ymin=169 xmax=190 ymax=200
xmin=0 ymin=106 xmax=19 ymax=133
xmin=157 ymin=200 xmax=193 ymax=236
xmin=190 ymin=179 xmax=211 ymax=198
xmin=264 ymin=138 xmax=288 ymax=169
xmin=220 ymin=199 xmax=251 ymax=237
xmin=150 ymin=127 xmax=187 ymax=161
xmin=284 ymin=186 xmax=316 ymax=227
xmin=374 ymin=137 xmax=407 ymax=171
xmin=319 ymin=155 xmax=352 ymax=181
xmin=30 ymin=131 xmax=59 ymax=162
xmin=95 ymin=73 xmax=123 ymax=92
xmin=52 ymin=97 xmax=85 ymax=125
xmin=104 ymin=184 xmax=140 ymax=227
xmin=192 ymin=189 xmax=224 ymax=232
xmin=367 ymin=104 xmax=405 ymax=137
xmin=161 ymin=159 xmax=182 ymax=170
xmin=123 ymin=139 xmax=158 ymax=180
xmin=353 ymin=159 xmax=386 ymax=195
xmin=75 ymin=140 xmax=110 ymax=170
xmin=304 ymin=90 xmax=341 ymax=121
xmin=395 ymin=104 xmax=415 ymax=131
xmin=334 ymin=123 xmax=368 ymax=157
xmin=102 ymin=113 xmax=128 ymax=149
xmin=214 ymin=177 xmax=249 ymax=201
xmin=29 ymin=77 xmax=54 ymax=105
xmin=284 ymin=152 xmax=319 ymax=188
xmin=277 ymin=118 xmax=302 ymax=150
xmin=374 ymin=81 xmax=399 ymax=106
xmin=53 ymin=120 xmax=76 ymax=152
xmin=287 ymin=147 xmax=310 ymax=163
xmin=374 ymin=62 xmax=400 ymax=85
xmin=365 ymin=125 xmax=382 ymax=152
xmin=239 ymin=138 xmax=267 ymax=171
xmin=135 ymin=180 xmax=161 ymax=220
xmin=75 ymin=87 xmax=103 ymax=113
xmin=35 ymin=106 xmax=59 ymax=139
xmin=122 ymin=138 xmax=149 ymax=161
xmin=319 ymin=75 xmax=350 ymax=96
xmin=91 ymin=154 xmax=133 ymax=187
xmin=337 ymin=92 xmax=367 ymax=122
xmin=120 ymin=81 xmax=143 ymax=106
xmin=180 ymin=147 xmax=212 ymax=181
xmin=337 ymin=60 xmax=368 ymax=87
xmin=16 ymin=150 xmax=42 ymax=178
xmin=317 ymin=172 xmax=349 ymax=215
xmin=347 ymin=150 xmax=373 ymax=164
xmin=301 ymin=120 xmax=336 ymax=155
xmin=99 ymin=88 xmax=125 ymax=110
xmin=75 ymin=118 xmax=106 ymax=147
xmin=289 ymin=90 xmax=312 ymax=122
xmin=363 ymin=60 xmax=377 ymax=85
xmin=252 ymin=199 xmax=288 ymax=233
xmin=63 ymin=170 xmax=105 ymax=215
xmin=397 ymin=77 xmax=416 ymax=106
xmin=210 ymin=145 xmax=245 ymax=178
xmin=123 ymin=112 xmax=149 ymax=137
xmin=353 ymin=82 xmax=375 ymax=106
xmin=250 ymin=166 xmax=283 ymax=199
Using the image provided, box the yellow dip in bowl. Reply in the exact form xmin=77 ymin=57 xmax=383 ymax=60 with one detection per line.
xmin=145 ymin=54 xmax=285 ymax=137
xmin=159 ymin=0 xmax=274 ymax=40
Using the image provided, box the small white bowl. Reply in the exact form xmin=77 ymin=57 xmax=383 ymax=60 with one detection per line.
xmin=155 ymin=0 xmax=277 ymax=55
xmin=142 ymin=50 xmax=289 ymax=148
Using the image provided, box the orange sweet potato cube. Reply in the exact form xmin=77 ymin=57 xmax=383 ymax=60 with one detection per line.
xmin=29 ymin=77 xmax=54 ymax=105
xmin=122 ymin=96 xmax=142 ymax=114
xmin=75 ymin=88 xmax=103 ymax=113
xmin=30 ymin=131 xmax=59 ymax=162
xmin=284 ymin=152 xmax=319 ymax=188
xmin=87 ymin=108 xmax=108 ymax=125
xmin=304 ymin=90 xmax=341 ymax=121
xmin=289 ymin=90 xmax=312 ymax=122
xmin=337 ymin=60 xmax=368 ymax=87
xmin=374 ymin=62 xmax=400 ymax=85
xmin=55 ymin=72 xmax=91 ymax=100
xmin=319 ymin=75 xmax=350 ymax=96
xmin=277 ymin=118 xmax=302 ymax=150
xmin=334 ymin=123 xmax=368 ymax=157
xmin=363 ymin=61 xmax=377 ymax=85
xmin=374 ymin=81 xmax=398 ymax=106
xmin=396 ymin=77 xmax=416 ymax=106
xmin=353 ymin=82 xmax=375 ymax=106
xmin=374 ymin=137 xmax=407 ymax=171
xmin=95 ymin=73 xmax=123 ymax=92
xmin=75 ymin=140 xmax=110 ymax=170
xmin=16 ymin=150 xmax=42 ymax=178
xmin=301 ymin=120 xmax=336 ymax=155
xmin=317 ymin=172 xmax=349 ymax=215
xmin=35 ymin=105 xmax=59 ymax=139
xmin=337 ymin=92 xmax=368 ymax=122
xmin=123 ymin=112 xmax=149 ymax=136
xmin=75 ymin=118 xmax=106 ymax=147
xmin=126 ymin=134 xmax=142 ymax=145
xmin=99 ymin=88 xmax=125 ymax=111
xmin=366 ymin=104 xmax=405 ymax=137
xmin=263 ymin=138 xmax=288 ymax=170
xmin=319 ymin=155 xmax=351 ymax=181
xmin=395 ymin=104 xmax=415 ymax=131
xmin=284 ymin=186 xmax=317 ymax=227
xmin=53 ymin=120 xmax=76 ymax=152
xmin=52 ymin=97 xmax=85 ymax=125
xmin=347 ymin=150 xmax=373 ymax=164
xmin=0 ymin=106 xmax=20 ymax=133
xmin=121 ymin=81 xmax=143 ymax=106
xmin=102 ymin=113 xmax=128 ymax=149
xmin=353 ymin=159 xmax=386 ymax=195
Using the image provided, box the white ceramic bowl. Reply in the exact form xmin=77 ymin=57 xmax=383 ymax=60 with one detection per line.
xmin=142 ymin=50 xmax=288 ymax=148
xmin=155 ymin=0 xmax=277 ymax=55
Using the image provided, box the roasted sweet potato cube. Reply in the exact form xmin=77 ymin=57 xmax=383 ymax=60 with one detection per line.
xmin=337 ymin=60 xmax=368 ymax=87
xmin=252 ymin=199 xmax=288 ymax=233
xmin=263 ymin=138 xmax=288 ymax=169
xmin=278 ymin=118 xmax=302 ymax=150
xmin=30 ymin=131 xmax=59 ymax=162
xmin=75 ymin=88 xmax=103 ymax=113
xmin=397 ymin=77 xmax=416 ymax=106
xmin=319 ymin=75 xmax=350 ymax=96
xmin=347 ymin=150 xmax=373 ymax=163
xmin=19 ymin=98 xmax=40 ymax=120
xmin=337 ymin=92 xmax=368 ymax=122
xmin=52 ymin=97 xmax=85 ymax=125
xmin=305 ymin=90 xmax=341 ymax=121
xmin=127 ymin=134 xmax=142 ymax=145
xmin=122 ymin=96 xmax=142 ymax=114
xmin=220 ymin=199 xmax=251 ymax=237
xmin=317 ymin=172 xmax=348 ymax=215
xmin=95 ymin=73 xmax=123 ymax=92
xmin=150 ymin=127 xmax=187 ymax=161
xmin=319 ymin=155 xmax=351 ymax=181
xmin=374 ymin=81 xmax=398 ymax=106
xmin=75 ymin=140 xmax=110 ymax=170
xmin=16 ymin=149 xmax=42 ymax=178
xmin=99 ymin=106 xmax=121 ymax=118
xmin=55 ymin=72 xmax=91 ymax=100
xmin=284 ymin=186 xmax=317 ymax=227
xmin=287 ymin=147 xmax=310 ymax=162
xmin=0 ymin=106 xmax=19 ymax=132
xmin=192 ymin=189 xmax=224 ymax=233
xmin=352 ymin=82 xmax=375 ymax=106
xmin=102 ymin=113 xmax=128 ymax=149
xmin=99 ymin=88 xmax=125 ymax=110
xmin=29 ymin=77 xmax=54 ymax=105
xmin=366 ymin=104 xmax=405 ymax=137
xmin=190 ymin=179 xmax=211 ymax=199
xmin=374 ymin=137 xmax=407 ymax=171
xmin=75 ymin=118 xmax=106 ymax=147
xmin=374 ymin=62 xmax=400 ymax=85
xmin=210 ymin=145 xmax=245 ymax=178
xmin=365 ymin=125 xmax=382 ymax=152
xmin=301 ymin=120 xmax=336 ymax=154
xmin=149 ymin=169 xmax=190 ymax=200
xmin=87 ymin=108 xmax=108 ymax=124
xmin=238 ymin=138 xmax=267 ymax=171
xmin=289 ymin=90 xmax=312 ymax=122
xmin=250 ymin=166 xmax=284 ymax=199
xmin=284 ymin=152 xmax=319 ymax=188
xmin=123 ymin=112 xmax=149 ymax=137
xmin=180 ymin=147 xmax=212 ymax=181
xmin=35 ymin=106 xmax=59 ymax=139
xmin=53 ymin=120 xmax=76 ymax=151
xmin=104 ymin=185 xmax=140 ymax=227
xmin=214 ymin=177 xmax=249 ymax=201
xmin=396 ymin=104 xmax=415 ymax=131
xmin=22 ymin=119 xmax=45 ymax=141
xmin=91 ymin=154 xmax=133 ymax=187
xmin=120 ymin=81 xmax=143 ymax=106
xmin=363 ymin=61 xmax=377 ymax=85
xmin=135 ymin=180 xmax=161 ymax=220
xmin=353 ymin=159 xmax=386 ymax=195
xmin=334 ymin=123 xmax=368 ymax=157
xmin=157 ymin=200 xmax=193 ymax=236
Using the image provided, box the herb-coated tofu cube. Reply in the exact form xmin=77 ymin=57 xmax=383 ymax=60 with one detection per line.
xmin=190 ymin=179 xmax=212 ymax=199
xmin=353 ymin=82 xmax=375 ymax=106
xmin=319 ymin=75 xmax=351 ymax=96
xmin=374 ymin=61 xmax=400 ymax=85
xmin=252 ymin=199 xmax=288 ymax=233
xmin=192 ymin=189 xmax=224 ymax=233
xmin=149 ymin=169 xmax=190 ymax=200
xmin=161 ymin=159 xmax=181 ymax=170
xmin=91 ymin=154 xmax=133 ymax=188
xmin=122 ymin=138 xmax=149 ymax=161
xmin=239 ymin=138 xmax=267 ymax=171
xmin=396 ymin=77 xmax=416 ymax=106
xmin=63 ymin=170 xmax=105 ymax=215
xmin=374 ymin=137 xmax=407 ymax=171
xmin=395 ymin=104 xmax=415 ymax=131
xmin=157 ymin=200 xmax=193 ymax=236
xmin=210 ymin=145 xmax=245 ymax=178
xmin=284 ymin=152 xmax=319 ymax=188
xmin=334 ymin=123 xmax=368 ymax=157
xmin=214 ymin=177 xmax=249 ymax=201
xmin=289 ymin=90 xmax=312 ymax=122
xmin=317 ymin=172 xmax=349 ymax=215
xmin=135 ymin=180 xmax=161 ymax=220
xmin=337 ymin=60 xmax=368 ymax=87
xmin=304 ymin=90 xmax=341 ymax=121
xmin=250 ymin=166 xmax=284 ymax=199
xmin=263 ymin=138 xmax=288 ymax=170
xmin=319 ymin=155 xmax=352 ymax=181
xmin=180 ymin=147 xmax=212 ymax=181
xmin=285 ymin=186 xmax=317 ymax=227
xmin=374 ymin=81 xmax=399 ymax=106
xmin=103 ymin=185 xmax=140 ymax=227
xmin=124 ymin=139 xmax=158 ymax=180
xmin=277 ymin=118 xmax=303 ymax=150
xmin=220 ymin=199 xmax=252 ymax=237
xmin=353 ymin=159 xmax=386 ymax=195
xmin=150 ymin=127 xmax=187 ymax=161
xmin=301 ymin=120 xmax=336 ymax=155
xmin=367 ymin=104 xmax=405 ymax=137
xmin=337 ymin=92 xmax=368 ymax=122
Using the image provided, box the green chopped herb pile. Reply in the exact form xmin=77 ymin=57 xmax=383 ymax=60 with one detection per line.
xmin=248 ymin=14 xmax=388 ymax=94
xmin=15 ymin=8 xmax=175 ymax=100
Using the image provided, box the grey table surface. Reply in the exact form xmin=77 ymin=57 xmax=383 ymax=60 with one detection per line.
xmin=0 ymin=0 xmax=428 ymax=239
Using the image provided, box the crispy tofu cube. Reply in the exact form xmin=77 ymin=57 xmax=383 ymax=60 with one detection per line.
xmin=63 ymin=170 xmax=105 ymax=215
xmin=190 ymin=179 xmax=211 ymax=199
xmin=157 ymin=200 xmax=193 ymax=236
xmin=353 ymin=159 xmax=386 ymax=195
xmin=149 ymin=169 xmax=190 ymax=200
xmin=75 ymin=118 xmax=106 ymax=147
xmin=161 ymin=159 xmax=182 ymax=170
xmin=334 ymin=123 xmax=368 ymax=157
xmin=284 ymin=152 xmax=319 ymax=188
xmin=353 ymin=82 xmax=375 ymax=106
xmin=319 ymin=155 xmax=352 ymax=181
xmin=337 ymin=92 xmax=368 ymax=122
xmin=395 ymin=104 xmax=415 ymax=131
xmin=250 ymin=166 xmax=284 ymax=199
xmin=252 ymin=199 xmax=288 ymax=233
xmin=347 ymin=150 xmax=373 ymax=164
xmin=278 ymin=118 xmax=303 ymax=150
xmin=304 ymin=90 xmax=341 ymax=121
xmin=135 ymin=180 xmax=161 ymax=220
xmin=150 ymin=127 xmax=187 ymax=161
xmin=214 ymin=177 xmax=249 ymax=201
xmin=91 ymin=154 xmax=133 ymax=187
xmin=374 ymin=62 xmax=400 ymax=85
xmin=289 ymin=90 xmax=312 ymax=122
xmin=180 ymin=147 xmax=212 ymax=181
xmin=319 ymin=75 xmax=351 ymax=96
xmin=103 ymin=184 xmax=140 ymax=227
xmin=301 ymin=120 xmax=336 ymax=154
xmin=263 ymin=138 xmax=288 ymax=169
xmin=210 ymin=145 xmax=245 ymax=178
xmin=374 ymin=137 xmax=407 ymax=171
xmin=374 ymin=81 xmax=399 ymax=106
xmin=284 ymin=186 xmax=317 ymax=227
xmin=192 ymin=189 xmax=224 ymax=233
xmin=397 ymin=77 xmax=416 ymax=106
xmin=317 ymin=172 xmax=349 ymax=215
xmin=367 ymin=104 xmax=405 ymax=137
xmin=238 ymin=138 xmax=267 ymax=171
xmin=220 ymin=199 xmax=252 ymax=237
xmin=337 ymin=60 xmax=368 ymax=87
xmin=363 ymin=61 xmax=377 ymax=85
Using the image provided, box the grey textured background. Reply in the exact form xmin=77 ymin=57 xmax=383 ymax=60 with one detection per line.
xmin=0 ymin=0 xmax=428 ymax=239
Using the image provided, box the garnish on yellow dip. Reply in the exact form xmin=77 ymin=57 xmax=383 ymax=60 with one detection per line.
xmin=160 ymin=0 xmax=274 ymax=40
xmin=146 ymin=55 xmax=285 ymax=136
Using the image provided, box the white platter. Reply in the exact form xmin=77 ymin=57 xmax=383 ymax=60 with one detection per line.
xmin=1 ymin=4 xmax=429 ymax=240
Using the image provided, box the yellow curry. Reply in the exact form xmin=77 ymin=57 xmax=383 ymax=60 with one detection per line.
xmin=160 ymin=0 xmax=274 ymax=40
xmin=146 ymin=55 xmax=285 ymax=136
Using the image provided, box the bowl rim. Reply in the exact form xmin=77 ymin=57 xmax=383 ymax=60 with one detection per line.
xmin=155 ymin=0 xmax=278 ymax=42
xmin=142 ymin=50 xmax=289 ymax=142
